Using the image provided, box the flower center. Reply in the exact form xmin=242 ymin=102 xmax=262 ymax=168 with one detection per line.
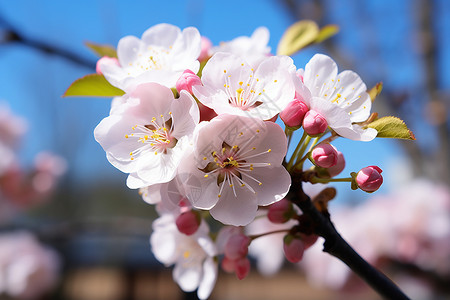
xmin=222 ymin=68 xmax=265 ymax=111
xmin=126 ymin=113 xmax=177 ymax=160
xmin=126 ymin=45 xmax=172 ymax=75
xmin=199 ymin=131 xmax=273 ymax=198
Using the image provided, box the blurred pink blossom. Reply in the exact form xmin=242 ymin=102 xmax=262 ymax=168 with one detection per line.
xmin=0 ymin=231 xmax=60 ymax=300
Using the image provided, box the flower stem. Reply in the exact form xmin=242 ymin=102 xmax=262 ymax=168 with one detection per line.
xmin=285 ymin=127 xmax=293 ymax=147
xmin=249 ymin=229 xmax=290 ymax=241
xmin=286 ymin=131 xmax=307 ymax=170
xmin=289 ymin=135 xmax=312 ymax=171
xmin=307 ymin=136 xmax=322 ymax=153
xmin=310 ymin=177 xmax=352 ymax=184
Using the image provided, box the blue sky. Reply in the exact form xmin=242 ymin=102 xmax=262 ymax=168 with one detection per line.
xmin=0 ymin=0 xmax=445 ymax=202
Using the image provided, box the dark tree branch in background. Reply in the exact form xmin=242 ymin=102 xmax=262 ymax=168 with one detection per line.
xmin=288 ymin=175 xmax=410 ymax=300
xmin=0 ymin=14 xmax=95 ymax=69
xmin=419 ymin=0 xmax=450 ymax=184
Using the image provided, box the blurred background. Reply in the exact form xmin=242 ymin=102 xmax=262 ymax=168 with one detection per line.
xmin=0 ymin=0 xmax=449 ymax=299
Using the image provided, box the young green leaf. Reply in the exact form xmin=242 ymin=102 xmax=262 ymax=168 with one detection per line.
xmin=314 ymin=24 xmax=339 ymax=43
xmin=366 ymin=116 xmax=415 ymax=140
xmin=368 ymin=82 xmax=383 ymax=102
xmin=277 ymin=20 xmax=319 ymax=56
xmin=85 ymin=41 xmax=117 ymax=58
xmin=63 ymin=74 xmax=125 ymax=97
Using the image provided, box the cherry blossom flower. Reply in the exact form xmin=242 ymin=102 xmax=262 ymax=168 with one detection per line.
xmin=151 ymin=214 xmax=218 ymax=300
xmin=94 ymin=83 xmax=199 ymax=188
xmin=0 ymin=103 xmax=27 ymax=175
xmin=298 ymin=54 xmax=377 ymax=141
xmin=193 ymin=53 xmax=296 ymax=121
xmin=0 ymin=231 xmax=60 ymax=300
xmin=0 ymin=152 xmax=66 ymax=209
xmin=179 ymin=114 xmax=291 ymax=226
xmin=98 ymin=23 xmax=201 ymax=92
xmin=210 ymin=27 xmax=271 ymax=68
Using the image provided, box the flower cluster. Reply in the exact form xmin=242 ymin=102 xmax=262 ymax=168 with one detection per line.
xmin=84 ymin=23 xmax=411 ymax=299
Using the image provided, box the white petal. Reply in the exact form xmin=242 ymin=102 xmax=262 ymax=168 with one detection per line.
xmin=293 ymin=72 xmax=312 ymax=106
xmin=242 ymin=120 xmax=287 ymax=166
xmin=333 ymin=125 xmax=377 ymax=141
xmin=136 ymin=136 xmax=190 ymax=185
xmin=303 ymin=54 xmax=338 ymax=98
xmin=170 ymin=91 xmax=199 ymax=139
xmin=100 ymin=63 xmax=128 ymax=90
xmin=197 ymin=257 xmax=218 ymax=300
xmin=140 ymin=183 xmax=164 ymax=204
xmin=127 ymin=83 xmax=174 ymax=119
xmin=197 ymin=236 xmax=217 ymax=258
xmin=171 ymin=27 xmax=201 ymax=71
xmin=176 ymin=151 xmax=220 ymax=209
xmin=117 ymin=36 xmax=144 ymax=67
xmin=251 ymin=166 xmax=291 ymax=206
xmin=309 ymin=97 xmax=352 ymax=129
xmin=141 ymin=23 xmax=181 ymax=48
xmin=124 ymin=69 xmax=183 ymax=91
xmin=250 ymin=27 xmax=270 ymax=51
xmin=94 ymin=114 xmax=152 ymax=173
xmin=250 ymin=56 xmax=296 ymax=120
xmin=210 ymin=187 xmax=258 ymax=226
xmin=201 ymin=52 xmax=253 ymax=93
xmin=126 ymin=172 xmax=150 ymax=189
xmin=346 ymin=94 xmax=372 ymax=123
xmin=173 ymin=263 xmax=202 ymax=292
xmin=150 ymin=217 xmax=177 ymax=265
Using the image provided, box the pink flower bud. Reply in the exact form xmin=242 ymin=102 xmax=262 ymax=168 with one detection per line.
xmin=96 ymin=56 xmax=119 ymax=75
xmin=234 ymin=257 xmax=251 ymax=280
xmin=280 ymin=99 xmax=309 ymax=128
xmin=198 ymin=36 xmax=212 ymax=61
xmin=267 ymin=199 xmax=294 ymax=223
xmin=327 ymin=151 xmax=345 ymax=177
xmin=175 ymin=210 xmax=201 ymax=235
xmin=311 ymin=143 xmax=338 ymax=168
xmin=176 ymin=70 xmax=202 ymax=94
xmin=300 ymin=233 xmax=319 ymax=250
xmin=224 ymin=234 xmax=251 ymax=260
xmin=356 ymin=166 xmax=383 ymax=193
xmin=303 ymin=110 xmax=328 ymax=136
xmin=221 ymin=256 xmax=236 ymax=273
xmin=283 ymin=235 xmax=305 ymax=263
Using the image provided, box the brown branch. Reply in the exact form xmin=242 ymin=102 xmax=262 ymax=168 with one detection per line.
xmin=288 ymin=174 xmax=410 ymax=300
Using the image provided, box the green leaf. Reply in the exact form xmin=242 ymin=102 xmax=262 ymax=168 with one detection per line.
xmin=368 ymin=82 xmax=383 ymax=102
xmin=366 ymin=116 xmax=416 ymax=140
xmin=314 ymin=24 xmax=339 ymax=43
xmin=63 ymin=74 xmax=125 ymax=97
xmin=85 ymin=41 xmax=117 ymax=58
xmin=277 ymin=20 xmax=319 ymax=56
